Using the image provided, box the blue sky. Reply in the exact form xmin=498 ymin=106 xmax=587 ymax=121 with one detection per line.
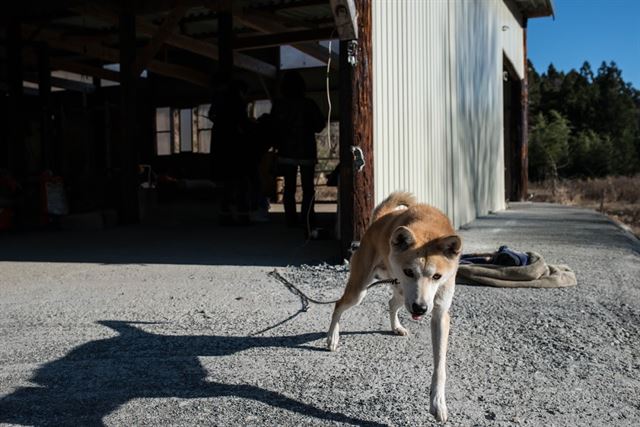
xmin=528 ymin=0 xmax=640 ymax=88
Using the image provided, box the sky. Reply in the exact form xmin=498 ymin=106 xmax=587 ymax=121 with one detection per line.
xmin=527 ymin=0 xmax=640 ymax=88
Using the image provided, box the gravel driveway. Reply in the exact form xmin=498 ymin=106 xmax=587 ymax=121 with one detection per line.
xmin=1 ymin=202 xmax=638 ymax=426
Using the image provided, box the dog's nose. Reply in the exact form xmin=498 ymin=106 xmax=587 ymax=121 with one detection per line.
xmin=411 ymin=303 xmax=428 ymax=315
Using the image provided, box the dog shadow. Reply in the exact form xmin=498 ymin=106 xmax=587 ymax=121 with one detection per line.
xmin=0 ymin=321 xmax=386 ymax=426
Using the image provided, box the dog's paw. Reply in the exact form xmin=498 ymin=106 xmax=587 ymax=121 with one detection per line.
xmin=393 ymin=326 xmax=409 ymax=336
xmin=327 ymin=329 xmax=340 ymax=352
xmin=430 ymin=394 xmax=448 ymax=423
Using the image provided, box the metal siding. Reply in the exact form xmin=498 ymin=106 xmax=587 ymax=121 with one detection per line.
xmin=501 ymin=1 xmax=525 ymax=78
xmin=373 ymin=0 xmax=513 ymax=228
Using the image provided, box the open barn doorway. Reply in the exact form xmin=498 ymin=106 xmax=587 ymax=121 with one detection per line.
xmin=0 ymin=0 xmax=365 ymax=262
xmin=503 ymin=54 xmax=524 ymax=202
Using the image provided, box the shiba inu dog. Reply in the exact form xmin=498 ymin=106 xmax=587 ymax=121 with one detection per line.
xmin=327 ymin=192 xmax=461 ymax=423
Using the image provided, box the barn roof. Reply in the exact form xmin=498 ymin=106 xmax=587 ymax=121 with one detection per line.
xmin=512 ymin=0 xmax=555 ymax=19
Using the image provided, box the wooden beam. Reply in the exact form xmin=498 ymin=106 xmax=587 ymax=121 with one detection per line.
xmin=238 ymin=10 xmax=316 ymax=30
xmin=248 ymin=0 xmax=328 ymax=13
xmin=330 ymin=0 xmax=357 ymax=40
xmin=72 ymin=4 xmax=276 ymax=77
xmin=130 ymin=0 xmax=227 ymax=15
xmin=24 ymin=26 xmax=211 ymax=88
xmin=520 ymin=19 xmax=529 ymax=201
xmin=234 ymin=27 xmax=335 ymax=50
xmin=50 ymin=59 xmax=121 ymax=82
xmin=24 ymin=72 xmax=96 ymax=93
xmin=133 ymin=2 xmax=189 ymax=75
xmin=235 ymin=12 xmax=338 ymax=69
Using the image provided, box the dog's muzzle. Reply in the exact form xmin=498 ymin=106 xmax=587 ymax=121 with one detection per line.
xmin=411 ymin=303 xmax=428 ymax=320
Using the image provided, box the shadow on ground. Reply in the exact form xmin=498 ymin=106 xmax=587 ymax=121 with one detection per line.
xmin=0 ymin=321 xmax=384 ymax=427
xmin=0 ymin=212 xmax=340 ymax=266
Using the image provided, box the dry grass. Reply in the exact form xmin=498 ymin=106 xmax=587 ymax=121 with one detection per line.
xmin=529 ymin=175 xmax=640 ymax=236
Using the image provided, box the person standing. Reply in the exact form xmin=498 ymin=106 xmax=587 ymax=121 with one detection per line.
xmin=271 ymin=71 xmax=326 ymax=230
xmin=209 ymin=80 xmax=252 ymax=224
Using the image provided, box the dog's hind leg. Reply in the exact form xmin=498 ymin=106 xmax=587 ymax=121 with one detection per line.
xmin=389 ymin=287 xmax=408 ymax=336
xmin=327 ymin=247 xmax=374 ymax=352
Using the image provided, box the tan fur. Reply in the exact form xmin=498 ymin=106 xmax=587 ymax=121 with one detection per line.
xmin=370 ymin=191 xmax=417 ymax=223
xmin=327 ymin=191 xmax=461 ymax=423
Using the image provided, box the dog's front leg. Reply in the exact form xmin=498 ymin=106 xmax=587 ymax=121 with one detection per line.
xmin=430 ymin=307 xmax=450 ymax=423
xmin=327 ymin=247 xmax=374 ymax=351
xmin=389 ymin=287 xmax=408 ymax=336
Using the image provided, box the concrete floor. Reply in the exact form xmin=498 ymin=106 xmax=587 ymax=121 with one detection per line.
xmin=0 ymin=202 xmax=638 ymax=426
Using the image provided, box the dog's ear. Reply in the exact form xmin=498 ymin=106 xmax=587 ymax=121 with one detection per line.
xmin=438 ymin=235 xmax=462 ymax=259
xmin=391 ymin=226 xmax=415 ymax=252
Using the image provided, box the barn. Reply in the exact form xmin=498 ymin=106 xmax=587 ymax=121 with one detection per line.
xmin=0 ymin=0 xmax=553 ymax=256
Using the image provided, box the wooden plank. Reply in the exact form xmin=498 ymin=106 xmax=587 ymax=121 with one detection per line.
xmin=133 ymin=2 xmax=189 ymax=75
xmin=234 ymin=27 xmax=335 ymax=50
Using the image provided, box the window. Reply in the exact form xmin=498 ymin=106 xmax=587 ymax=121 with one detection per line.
xmin=155 ymin=104 xmax=212 ymax=155
xmin=155 ymin=107 xmax=171 ymax=155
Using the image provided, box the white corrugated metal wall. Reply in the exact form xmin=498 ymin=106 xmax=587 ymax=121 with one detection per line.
xmin=372 ymin=0 xmax=523 ymax=227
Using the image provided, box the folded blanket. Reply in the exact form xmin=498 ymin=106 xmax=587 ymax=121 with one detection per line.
xmin=456 ymin=251 xmax=577 ymax=288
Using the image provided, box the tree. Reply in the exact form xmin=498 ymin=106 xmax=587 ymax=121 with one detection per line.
xmin=567 ymin=129 xmax=612 ymax=177
xmin=527 ymin=61 xmax=640 ymax=180
xmin=528 ymin=110 xmax=571 ymax=182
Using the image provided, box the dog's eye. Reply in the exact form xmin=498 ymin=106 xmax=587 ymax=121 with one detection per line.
xmin=403 ymin=269 xmax=415 ymax=278
xmin=433 ymin=273 xmax=442 ymax=280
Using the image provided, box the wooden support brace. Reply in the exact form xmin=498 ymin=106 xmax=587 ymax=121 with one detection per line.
xmin=133 ymin=2 xmax=189 ymax=75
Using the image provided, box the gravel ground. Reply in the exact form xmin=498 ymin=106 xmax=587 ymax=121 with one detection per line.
xmin=1 ymin=202 xmax=639 ymax=426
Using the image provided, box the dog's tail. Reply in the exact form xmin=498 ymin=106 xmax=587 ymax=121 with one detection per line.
xmin=371 ymin=191 xmax=417 ymax=224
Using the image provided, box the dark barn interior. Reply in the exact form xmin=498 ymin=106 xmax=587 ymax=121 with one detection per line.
xmin=0 ymin=0 xmax=366 ymax=260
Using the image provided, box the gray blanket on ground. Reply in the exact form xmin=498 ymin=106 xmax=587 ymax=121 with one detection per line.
xmin=456 ymin=252 xmax=577 ymax=288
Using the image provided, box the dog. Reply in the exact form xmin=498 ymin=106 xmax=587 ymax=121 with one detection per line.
xmin=327 ymin=191 xmax=461 ymax=423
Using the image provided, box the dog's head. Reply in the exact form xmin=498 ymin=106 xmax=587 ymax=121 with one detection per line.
xmin=389 ymin=226 xmax=461 ymax=320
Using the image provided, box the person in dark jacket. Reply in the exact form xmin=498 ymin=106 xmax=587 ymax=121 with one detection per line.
xmin=271 ymin=71 xmax=326 ymax=229
xmin=209 ymin=80 xmax=252 ymax=224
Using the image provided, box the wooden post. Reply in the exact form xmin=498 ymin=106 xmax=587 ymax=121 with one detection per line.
xmin=520 ymin=18 xmax=529 ymax=201
xmin=38 ymin=43 xmax=53 ymax=171
xmin=339 ymin=0 xmax=373 ymax=256
xmin=218 ymin=9 xmax=234 ymax=82
xmin=339 ymin=39 xmax=354 ymax=255
xmin=351 ymin=0 xmax=374 ymax=240
xmin=7 ymin=21 xmax=25 ymax=179
xmin=119 ymin=2 xmax=140 ymax=223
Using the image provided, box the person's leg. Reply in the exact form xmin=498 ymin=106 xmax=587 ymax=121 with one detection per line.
xmin=300 ymin=163 xmax=316 ymax=230
xmin=281 ymin=164 xmax=298 ymax=226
